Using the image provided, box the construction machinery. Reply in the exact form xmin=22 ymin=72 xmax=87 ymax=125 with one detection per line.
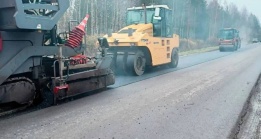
xmin=101 ymin=5 xmax=179 ymax=76
xmin=0 ymin=0 xmax=115 ymax=106
xmin=252 ymin=38 xmax=259 ymax=43
xmin=218 ymin=28 xmax=241 ymax=52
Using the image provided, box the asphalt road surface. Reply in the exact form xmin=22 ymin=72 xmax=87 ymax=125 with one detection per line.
xmin=1 ymin=43 xmax=261 ymax=139
xmin=112 ymin=43 xmax=251 ymax=88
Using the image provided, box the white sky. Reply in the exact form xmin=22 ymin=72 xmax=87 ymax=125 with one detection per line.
xmin=209 ymin=0 xmax=261 ymax=21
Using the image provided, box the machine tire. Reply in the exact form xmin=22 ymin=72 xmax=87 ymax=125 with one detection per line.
xmin=234 ymin=44 xmax=238 ymax=51
xmin=233 ymin=45 xmax=237 ymax=51
xmin=219 ymin=47 xmax=225 ymax=52
xmin=127 ymin=50 xmax=146 ymax=76
xmin=234 ymin=41 xmax=240 ymax=51
xmin=108 ymin=53 xmax=117 ymax=74
xmin=169 ymin=49 xmax=179 ymax=68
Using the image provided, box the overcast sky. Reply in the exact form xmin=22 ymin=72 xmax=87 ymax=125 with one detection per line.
xmin=228 ymin=0 xmax=260 ymax=19
xmin=208 ymin=0 xmax=261 ymax=21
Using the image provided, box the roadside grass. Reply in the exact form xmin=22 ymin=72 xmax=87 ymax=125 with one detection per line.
xmin=179 ymin=46 xmax=219 ymax=56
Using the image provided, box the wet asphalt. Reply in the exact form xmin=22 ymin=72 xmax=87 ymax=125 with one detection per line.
xmin=0 ymin=43 xmax=261 ymax=139
xmin=112 ymin=43 xmax=252 ymax=88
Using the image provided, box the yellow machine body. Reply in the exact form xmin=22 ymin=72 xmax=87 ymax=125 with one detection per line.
xmin=106 ymin=23 xmax=179 ymax=66
xmin=102 ymin=5 xmax=180 ymax=76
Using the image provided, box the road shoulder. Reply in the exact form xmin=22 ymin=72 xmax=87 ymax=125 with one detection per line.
xmin=231 ymin=74 xmax=261 ymax=139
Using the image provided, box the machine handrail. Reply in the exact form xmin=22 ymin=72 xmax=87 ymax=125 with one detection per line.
xmin=0 ymin=0 xmax=69 ymax=30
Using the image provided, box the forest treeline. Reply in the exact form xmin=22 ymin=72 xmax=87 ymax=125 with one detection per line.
xmin=58 ymin=0 xmax=261 ymax=42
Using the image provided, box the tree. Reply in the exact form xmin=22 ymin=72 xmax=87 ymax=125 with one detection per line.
xmin=57 ymin=0 xmax=261 ymax=42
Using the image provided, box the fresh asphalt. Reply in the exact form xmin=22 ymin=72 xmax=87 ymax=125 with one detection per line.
xmin=112 ymin=43 xmax=252 ymax=88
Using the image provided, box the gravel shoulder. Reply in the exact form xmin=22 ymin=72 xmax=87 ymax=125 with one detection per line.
xmin=233 ymin=74 xmax=261 ymax=139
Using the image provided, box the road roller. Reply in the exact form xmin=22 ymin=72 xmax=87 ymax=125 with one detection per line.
xmin=101 ymin=4 xmax=180 ymax=76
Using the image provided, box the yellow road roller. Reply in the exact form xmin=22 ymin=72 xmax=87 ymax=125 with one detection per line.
xmin=101 ymin=5 xmax=179 ymax=76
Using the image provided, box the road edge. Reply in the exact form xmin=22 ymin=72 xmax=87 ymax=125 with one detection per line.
xmin=228 ymin=73 xmax=261 ymax=139
xmin=180 ymin=46 xmax=219 ymax=57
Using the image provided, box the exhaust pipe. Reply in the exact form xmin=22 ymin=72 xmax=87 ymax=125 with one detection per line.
xmin=142 ymin=3 xmax=147 ymax=24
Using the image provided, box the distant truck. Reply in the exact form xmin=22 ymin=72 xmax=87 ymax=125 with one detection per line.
xmin=218 ymin=28 xmax=241 ymax=52
xmin=252 ymin=38 xmax=259 ymax=43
